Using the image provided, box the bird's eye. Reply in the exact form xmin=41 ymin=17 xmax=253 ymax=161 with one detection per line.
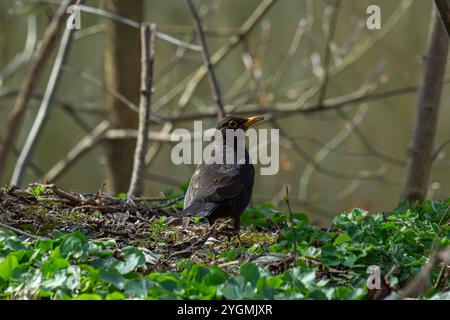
xmin=228 ymin=120 xmax=238 ymax=128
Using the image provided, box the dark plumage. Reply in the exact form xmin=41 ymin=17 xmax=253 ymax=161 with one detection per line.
xmin=181 ymin=116 xmax=264 ymax=241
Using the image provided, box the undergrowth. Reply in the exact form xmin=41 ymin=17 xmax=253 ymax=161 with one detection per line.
xmin=0 ymin=185 xmax=449 ymax=300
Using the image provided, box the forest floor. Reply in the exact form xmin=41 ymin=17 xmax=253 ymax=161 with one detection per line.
xmin=0 ymin=184 xmax=280 ymax=274
xmin=0 ymin=184 xmax=449 ymax=300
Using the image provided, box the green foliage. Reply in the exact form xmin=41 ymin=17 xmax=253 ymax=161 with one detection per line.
xmin=27 ymin=184 xmax=47 ymax=198
xmin=1 ymin=199 xmax=449 ymax=299
xmin=270 ymin=199 xmax=450 ymax=288
xmin=241 ymin=202 xmax=278 ymax=228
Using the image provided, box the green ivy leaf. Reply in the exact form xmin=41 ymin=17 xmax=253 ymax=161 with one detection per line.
xmin=333 ymin=233 xmax=352 ymax=245
xmin=218 ymin=277 xmax=257 ymax=300
xmin=99 ymin=268 xmax=128 ymax=290
xmin=0 ymin=255 xmax=18 ymax=281
xmin=60 ymin=235 xmax=87 ymax=260
xmin=115 ymin=247 xmax=145 ymax=274
xmin=240 ymin=263 xmax=260 ymax=286
xmin=73 ymin=293 xmax=103 ymax=300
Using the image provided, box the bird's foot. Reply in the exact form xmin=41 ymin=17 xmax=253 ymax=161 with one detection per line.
xmin=235 ymin=232 xmax=242 ymax=247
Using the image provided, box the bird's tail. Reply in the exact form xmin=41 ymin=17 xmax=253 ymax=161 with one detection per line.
xmin=179 ymin=202 xmax=218 ymax=218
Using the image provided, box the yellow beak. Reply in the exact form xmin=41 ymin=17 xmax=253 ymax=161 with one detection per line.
xmin=242 ymin=116 xmax=264 ymax=129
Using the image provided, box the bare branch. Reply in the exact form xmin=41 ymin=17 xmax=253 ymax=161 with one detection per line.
xmin=400 ymin=247 xmax=450 ymax=298
xmin=128 ymin=24 xmax=156 ymax=198
xmin=176 ymin=0 xmax=278 ymax=111
xmin=0 ymin=15 xmax=37 ymax=85
xmin=298 ymin=105 xmax=369 ymax=201
xmin=162 ymin=80 xmax=435 ymax=122
xmin=45 ymin=121 xmax=110 ymax=183
xmin=0 ymin=134 xmax=43 ymax=177
xmin=435 ymin=0 xmax=450 ymax=37
xmin=0 ymin=0 xmax=74 ymax=184
xmin=317 ymin=0 xmax=342 ymax=106
xmin=11 ymin=0 xmax=82 ymax=187
xmin=273 ymin=118 xmax=386 ymax=181
xmin=27 ymin=0 xmax=201 ymax=51
xmin=186 ymin=0 xmax=225 ymax=119
xmin=44 ymin=123 xmax=175 ymax=183
xmin=433 ymin=139 xmax=450 ymax=160
xmin=0 ymin=220 xmax=48 ymax=241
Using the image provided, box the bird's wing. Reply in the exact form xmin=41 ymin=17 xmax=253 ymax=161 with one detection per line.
xmin=184 ymin=163 xmax=254 ymax=208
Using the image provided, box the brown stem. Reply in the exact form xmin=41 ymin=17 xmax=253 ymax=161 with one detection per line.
xmin=128 ymin=24 xmax=156 ymax=198
xmin=186 ymin=0 xmax=225 ymax=119
xmin=0 ymin=0 xmax=74 ymax=184
xmin=401 ymin=7 xmax=449 ymax=202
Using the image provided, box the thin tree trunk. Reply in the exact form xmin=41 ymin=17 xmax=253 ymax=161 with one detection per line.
xmin=128 ymin=24 xmax=155 ymax=198
xmin=401 ymin=7 xmax=449 ymax=202
xmin=104 ymin=0 xmax=143 ymax=194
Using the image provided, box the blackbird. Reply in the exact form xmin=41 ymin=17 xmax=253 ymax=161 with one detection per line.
xmin=181 ymin=115 xmax=264 ymax=242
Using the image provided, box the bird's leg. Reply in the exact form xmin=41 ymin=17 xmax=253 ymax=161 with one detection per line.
xmin=234 ymin=217 xmax=241 ymax=246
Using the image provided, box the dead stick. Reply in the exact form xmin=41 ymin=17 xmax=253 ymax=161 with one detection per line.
xmin=127 ymin=24 xmax=156 ymax=198
xmin=0 ymin=0 xmax=74 ymax=183
xmin=0 ymin=220 xmax=48 ymax=241
xmin=49 ymin=184 xmax=83 ymax=205
xmin=186 ymin=0 xmax=226 ymax=119
xmin=11 ymin=0 xmax=82 ymax=186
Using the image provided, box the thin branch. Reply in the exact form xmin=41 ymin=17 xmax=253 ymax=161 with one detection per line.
xmin=45 ymin=121 xmax=110 ymax=182
xmin=77 ymin=4 xmax=201 ymax=51
xmin=317 ymin=0 xmax=342 ymax=106
xmin=0 ymin=89 xmax=97 ymax=131
xmin=337 ymin=108 xmax=406 ymax=167
xmin=275 ymin=0 xmax=411 ymax=103
xmin=144 ymin=172 xmax=184 ymax=187
xmin=160 ymin=79 xmax=450 ymax=122
xmin=0 ymin=220 xmax=48 ymax=241
xmin=144 ymin=35 xmax=197 ymax=167
xmin=186 ymin=0 xmax=225 ymax=119
xmin=28 ymin=0 xmax=201 ymax=51
xmin=0 ymin=15 xmax=37 ymax=85
xmin=273 ymin=118 xmax=385 ymax=181
xmin=11 ymin=0 xmax=82 ymax=186
xmin=61 ymin=65 xmax=139 ymax=113
xmin=58 ymin=102 xmax=93 ymax=132
xmin=128 ymin=24 xmax=156 ymax=198
xmin=298 ymin=105 xmax=369 ymax=201
xmin=144 ymin=0 xmax=277 ymax=167
xmin=175 ymin=0 xmax=278 ymax=111
xmin=435 ymin=0 xmax=450 ymax=37
xmin=433 ymin=139 xmax=450 ymax=160
xmin=44 ymin=123 xmax=175 ymax=182
xmin=400 ymin=247 xmax=450 ymax=298
xmin=270 ymin=19 xmax=307 ymax=88
xmin=0 ymin=0 xmax=74 ymax=184
xmin=0 ymin=134 xmax=43 ymax=177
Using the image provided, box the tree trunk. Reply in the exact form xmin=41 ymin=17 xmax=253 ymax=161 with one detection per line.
xmin=104 ymin=0 xmax=143 ymax=193
xmin=435 ymin=0 xmax=450 ymax=37
xmin=401 ymin=6 xmax=449 ymax=202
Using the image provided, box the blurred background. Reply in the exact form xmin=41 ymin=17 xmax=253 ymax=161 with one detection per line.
xmin=0 ymin=0 xmax=449 ymax=224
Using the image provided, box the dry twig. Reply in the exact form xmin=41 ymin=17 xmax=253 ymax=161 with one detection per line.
xmin=0 ymin=0 xmax=74 ymax=183
xmin=128 ymin=24 xmax=156 ymax=198
xmin=186 ymin=0 xmax=225 ymax=119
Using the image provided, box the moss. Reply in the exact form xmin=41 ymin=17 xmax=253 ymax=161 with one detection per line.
xmin=241 ymin=230 xmax=277 ymax=246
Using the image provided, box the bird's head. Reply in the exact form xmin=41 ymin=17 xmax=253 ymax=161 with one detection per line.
xmin=216 ymin=115 xmax=264 ymax=132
